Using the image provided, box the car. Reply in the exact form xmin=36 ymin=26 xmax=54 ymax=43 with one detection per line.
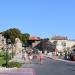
xmin=70 ymin=49 xmax=75 ymax=61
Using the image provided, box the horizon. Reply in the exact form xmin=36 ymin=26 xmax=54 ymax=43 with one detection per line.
xmin=0 ymin=0 xmax=75 ymax=39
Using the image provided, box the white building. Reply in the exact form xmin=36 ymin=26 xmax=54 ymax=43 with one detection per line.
xmin=50 ymin=39 xmax=75 ymax=52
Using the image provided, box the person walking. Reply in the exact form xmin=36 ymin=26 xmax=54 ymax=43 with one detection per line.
xmin=28 ymin=51 xmax=33 ymax=63
xmin=24 ymin=52 xmax=28 ymax=61
xmin=39 ymin=51 xmax=44 ymax=64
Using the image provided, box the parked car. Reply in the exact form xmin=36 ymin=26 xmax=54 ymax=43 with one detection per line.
xmin=70 ymin=49 xmax=75 ymax=61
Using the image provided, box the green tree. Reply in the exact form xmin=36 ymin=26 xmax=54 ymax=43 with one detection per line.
xmin=2 ymin=28 xmax=21 ymax=44
xmin=2 ymin=28 xmax=30 ymax=44
xmin=21 ymin=33 xmax=30 ymax=43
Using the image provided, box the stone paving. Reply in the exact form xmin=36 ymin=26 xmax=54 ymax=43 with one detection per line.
xmin=0 ymin=68 xmax=34 ymax=75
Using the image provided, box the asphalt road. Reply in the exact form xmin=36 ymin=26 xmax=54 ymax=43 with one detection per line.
xmin=22 ymin=57 xmax=75 ymax=75
xmin=0 ymin=57 xmax=75 ymax=75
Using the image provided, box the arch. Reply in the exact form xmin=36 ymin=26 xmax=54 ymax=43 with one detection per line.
xmin=72 ymin=45 xmax=75 ymax=48
xmin=71 ymin=45 xmax=75 ymax=51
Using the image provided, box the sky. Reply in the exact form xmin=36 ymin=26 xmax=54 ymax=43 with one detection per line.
xmin=0 ymin=0 xmax=75 ymax=39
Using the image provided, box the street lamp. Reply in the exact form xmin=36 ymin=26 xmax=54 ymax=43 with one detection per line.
xmin=11 ymin=44 xmax=14 ymax=58
xmin=6 ymin=38 xmax=11 ymax=67
xmin=2 ymin=38 xmax=4 ymax=51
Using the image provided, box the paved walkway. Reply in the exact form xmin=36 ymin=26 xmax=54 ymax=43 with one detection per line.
xmin=0 ymin=68 xmax=34 ymax=75
xmin=44 ymin=55 xmax=75 ymax=64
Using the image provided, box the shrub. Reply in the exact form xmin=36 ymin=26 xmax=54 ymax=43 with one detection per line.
xmin=0 ymin=60 xmax=5 ymax=66
xmin=7 ymin=62 xmax=22 ymax=68
xmin=0 ymin=51 xmax=11 ymax=60
xmin=4 ymin=54 xmax=11 ymax=60
xmin=0 ymin=51 xmax=5 ymax=57
xmin=2 ymin=63 xmax=6 ymax=67
xmin=3 ymin=53 xmax=11 ymax=60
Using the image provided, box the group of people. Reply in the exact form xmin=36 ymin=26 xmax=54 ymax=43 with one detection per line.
xmin=22 ymin=49 xmax=44 ymax=64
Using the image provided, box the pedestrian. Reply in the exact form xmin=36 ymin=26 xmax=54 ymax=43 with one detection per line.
xmin=28 ymin=51 xmax=33 ymax=63
xmin=24 ymin=52 xmax=28 ymax=60
xmin=22 ymin=52 xmax=25 ymax=60
xmin=39 ymin=51 xmax=44 ymax=64
xmin=22 ymin=51 xmax=28 ymax=63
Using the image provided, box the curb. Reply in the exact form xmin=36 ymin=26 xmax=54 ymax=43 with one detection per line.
xmin=57 ymin=59 xmax=75 ymax=64
xmin=0 ymin=67 xmax=18 ymax=72
xmin=0 ymin=68 xmax=13 ymax=72
xmin=45 ymin=55 xmax=75 ymax=64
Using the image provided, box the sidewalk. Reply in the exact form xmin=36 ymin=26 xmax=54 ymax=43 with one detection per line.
xmin=0 ymin=68 xmax=34 ymax=75
xmin=0 ymin=67 xmax=18 ymax=72
xmin=44 ymin=55 xmax=75 ymax=64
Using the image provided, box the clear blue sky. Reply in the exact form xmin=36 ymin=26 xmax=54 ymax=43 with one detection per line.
xmin=0 ymin=0 xmax=75 ymax=39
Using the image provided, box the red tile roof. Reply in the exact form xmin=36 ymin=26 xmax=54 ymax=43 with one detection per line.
xmin=29 ymin=36 xmax=40 ymax=40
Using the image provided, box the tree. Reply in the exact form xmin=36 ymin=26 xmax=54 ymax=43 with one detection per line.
xmin=21 ymin=33 xmax=30 ymax=43
xmin=2 ymin=28 xmax=30 ymax=44
xmin=34 ymin=38 xmax=56 ymax=52
xmin=2 ymin=28 xmax=22 ymax=44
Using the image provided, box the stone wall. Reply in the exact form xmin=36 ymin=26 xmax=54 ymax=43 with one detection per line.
xmin=0 ymin=34 xmax=6 ymax=50
xmin=15 ymin=38 xmax=22 ymax=54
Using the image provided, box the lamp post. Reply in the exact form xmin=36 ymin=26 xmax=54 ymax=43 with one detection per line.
xmin=22 ymin=43 xmax=26 ymax=59
xmin=2 ymin=38 xmax=4 ymax=51
xmin=11 ymin=44 xmax=14 ymax=58
xmin=6 ymin=39 xmax=11 ymax=67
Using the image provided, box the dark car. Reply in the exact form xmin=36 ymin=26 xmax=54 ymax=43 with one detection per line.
xmin=70 ymin=49 xmax=75 ymax=61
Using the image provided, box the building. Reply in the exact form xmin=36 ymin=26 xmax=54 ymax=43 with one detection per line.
xmin=28 ymin=36 xmax=41 ymax=47
xmin=50 ymin=36 xmax=75 ymax=52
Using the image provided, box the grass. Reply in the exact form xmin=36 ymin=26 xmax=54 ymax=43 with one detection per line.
xmin=0 ymin=50 xmax=22 ymax=68
xmin=0 ymin=50 xmax=11 ymax=67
